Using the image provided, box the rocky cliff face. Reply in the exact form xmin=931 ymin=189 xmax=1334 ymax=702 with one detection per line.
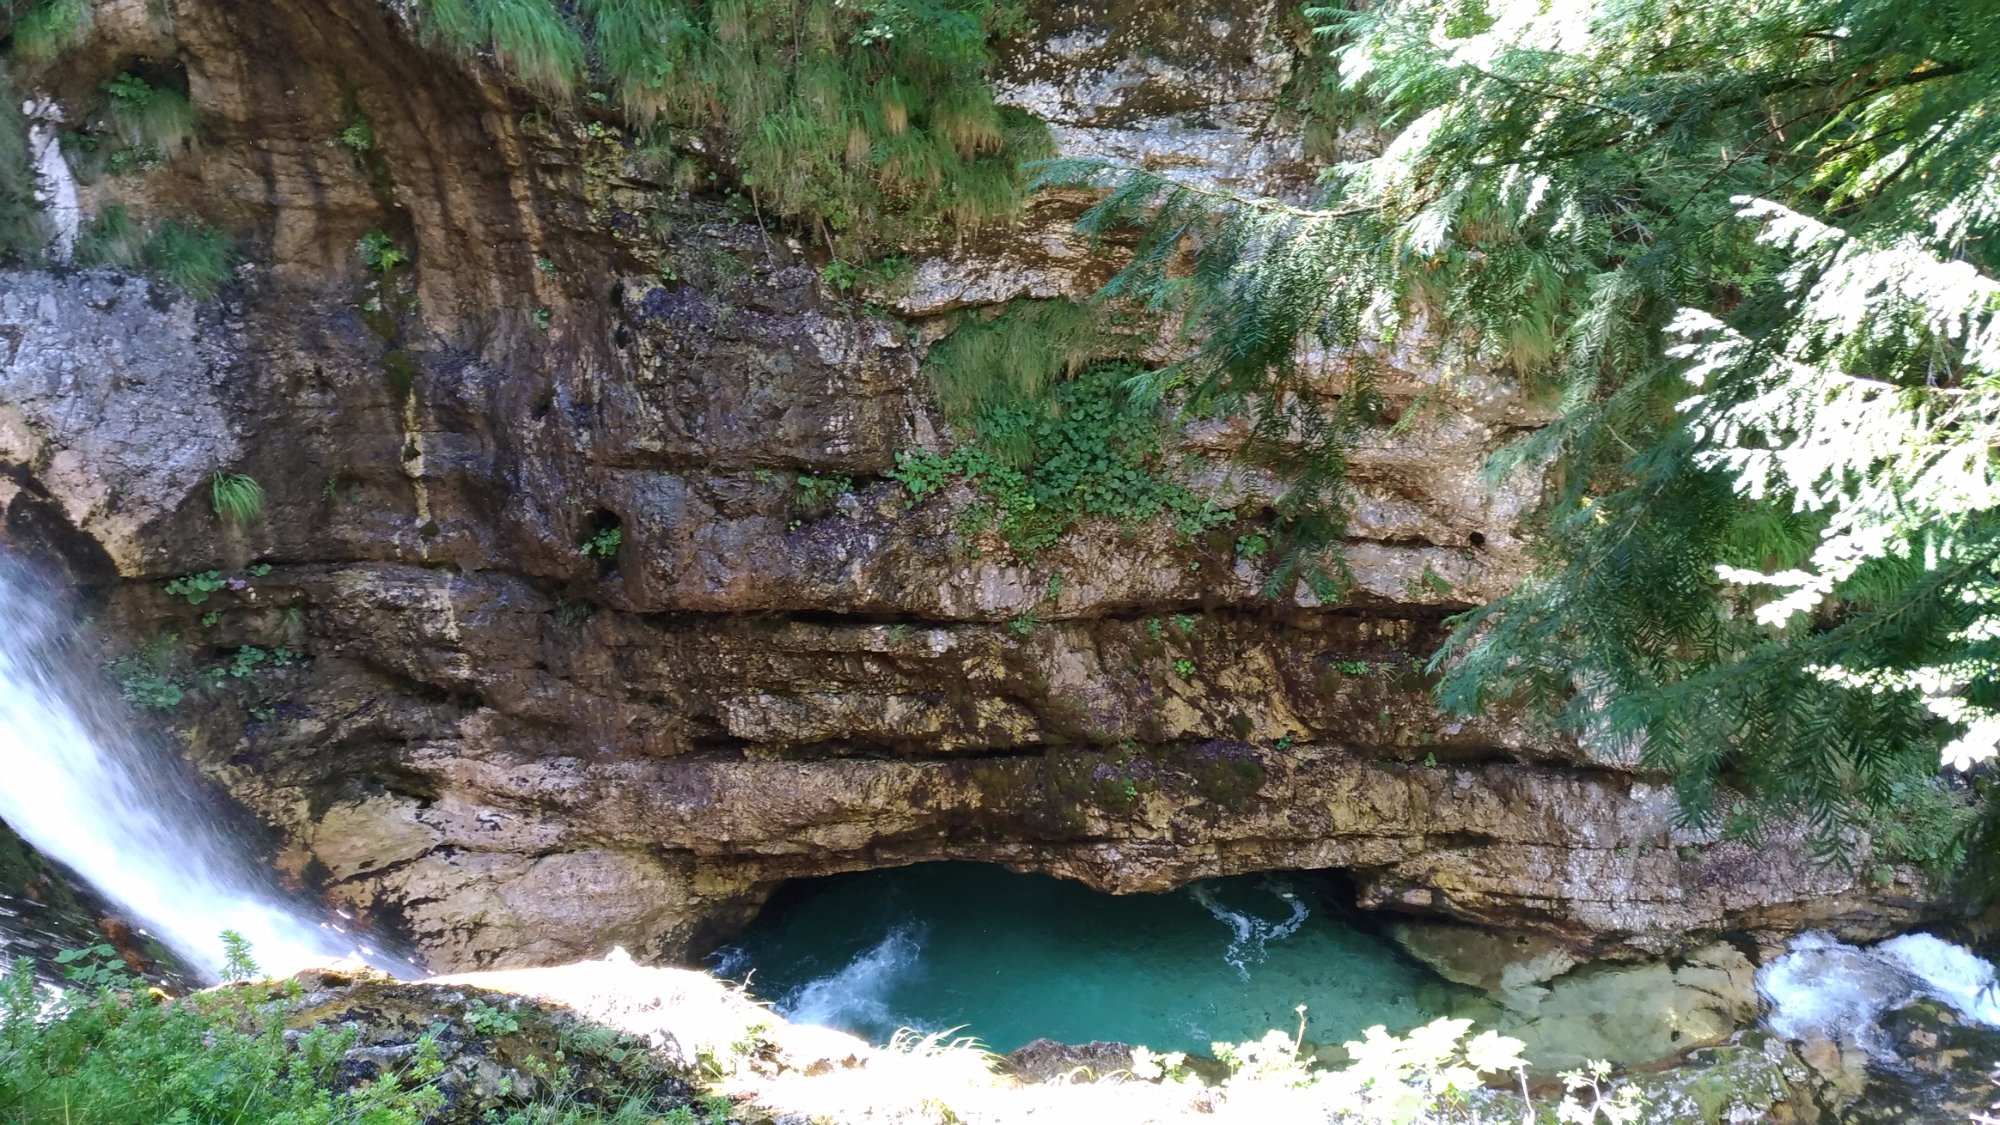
xmin=0 ymin=0 xmax=1935 ymax=971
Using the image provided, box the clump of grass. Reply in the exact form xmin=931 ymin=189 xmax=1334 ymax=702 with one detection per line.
xmin=73 ymin=204 xmax=148 ymax=267
xmin=5 ymin=0 xmax=92 ymax=63
xmin=101 ymin=71 xmax=197 ymax=154
xmin=412 ymin=0 xmax=1047 ymax=259
xmin=210 ymin=471 xmax=264 ymax=524
xmin=922 ymin=299 xmax=1141 ymax=427
xmin=75 ymin=206 xmax=236 ymax=298
xmin=144 ymin=219 xmax=234 ymax=297
xmin=413 ymin=0 xmax=586 ymax=99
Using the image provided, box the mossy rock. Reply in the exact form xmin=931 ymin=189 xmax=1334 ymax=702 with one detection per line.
xmin=225 ymin=968 xmax=699 ymax=1124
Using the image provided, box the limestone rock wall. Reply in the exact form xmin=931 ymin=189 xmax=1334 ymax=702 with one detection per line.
xmin=0 ymin=0 xmax=1933 ymax=971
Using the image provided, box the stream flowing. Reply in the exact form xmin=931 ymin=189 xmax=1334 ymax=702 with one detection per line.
xmin=0 ymin=558 xmax=406 ymax=981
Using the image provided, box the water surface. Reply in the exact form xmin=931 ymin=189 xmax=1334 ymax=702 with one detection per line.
xmin=714 ymin=863 xmax=1465 ymax=1055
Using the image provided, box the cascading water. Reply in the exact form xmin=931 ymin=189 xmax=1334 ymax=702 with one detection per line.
xmin=0 ymin=557 xmax=409 ymax=981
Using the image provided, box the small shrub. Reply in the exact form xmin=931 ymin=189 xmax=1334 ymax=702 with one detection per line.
xmin=219 ymin=929 xmax=259 ymax=982
xmin=1173 ymin=658 xmax=1198 ymax=679
xmin=581 ymin=524 xmax=622 ymax=560
xmin=211 ymin=471 xmax=265 ymax=523
xmin=104 ymin=634 xmax=184 ymax=711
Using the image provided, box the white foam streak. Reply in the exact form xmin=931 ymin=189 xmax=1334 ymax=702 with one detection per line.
xmin=0 ymin=560 xmax=405 ymax=981
xmin=1192 ymin=882 xmax=1310 ymax=980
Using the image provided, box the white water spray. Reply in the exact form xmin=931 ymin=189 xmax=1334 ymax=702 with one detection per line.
xmin=780 ymin=927 xmax=926 ymax=1033
xmin=1757 ymin=930 xmax=2000 ymax=1052
xmin=0 ymin=558 xmax=409 ymax=981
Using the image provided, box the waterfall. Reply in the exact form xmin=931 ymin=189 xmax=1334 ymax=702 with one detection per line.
xmin=0 ymin=558 xmax=405 ymax=981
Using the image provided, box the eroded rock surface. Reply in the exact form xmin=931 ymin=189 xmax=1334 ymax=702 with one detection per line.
xmin=0 ymin=0 xmax=1938 ymax=972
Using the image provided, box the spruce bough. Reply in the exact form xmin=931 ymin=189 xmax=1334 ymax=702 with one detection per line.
xmin=1046 ymin=0 xmax=2000 ymax=876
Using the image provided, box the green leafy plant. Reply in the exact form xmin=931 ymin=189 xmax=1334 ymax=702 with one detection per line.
xmin=358 ymin=228 xmax=407 ymax=273
xmin=104 ymin=635 xmax=185 ymax=711
xmin=338 ymin=117 xmax=374 ymax=152
xmin=164 ymin=571 xmax=228 ymax=606
xmin=1007 ymin=611 xmax=1039 ymax=638
xmin=210 ymin=471 xmax=265 ymax=524
xmin=580 ymin=525 xmax=623 ymax=559
xmin=462 ymin=998 xmax=521 ymax=1037
xmin=1172 ymin=658 xmax=1198 ymax=679
xmin=5 ymin=0 xmax=92 ymax=61
xmin=219 ymin=929 xmax=259 ymax=982
xmin=532 ymin=304 xmax=553 ymax=330
xmin=794 ymin=473 xmax=855 ymax=518
xmin=890 ymin=365 xmax=1233 ymax=556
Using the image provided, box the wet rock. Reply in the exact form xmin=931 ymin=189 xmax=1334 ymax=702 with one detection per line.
xmin=1495 ymin=944 xmax=1758 ymax=1071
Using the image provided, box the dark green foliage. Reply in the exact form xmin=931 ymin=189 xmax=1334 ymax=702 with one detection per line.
xmin=410 ymin=0 xmax=1046 ymax=258
xmin=2 ymin=0 xmax=91 ymax=62
xmin=358 ymin=228 xmax=408 ymax=273
xmin=891 ymin=365 xmax=1233 ymax=555
xmin=793 ymin=473 xmax=853 ymax=518
xmin=1054 ymin=0 xmax=2000 ymax=869
xmin=145 ymin=219 xmax=234 ymax=297
xmin=0 ymin=953 xmax=445 ymax=1122
xmin=76 ymin=206 xmax=236 ymax=299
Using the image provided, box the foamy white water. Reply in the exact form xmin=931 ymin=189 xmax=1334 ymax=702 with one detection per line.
xmin=0 ymin=558 xmax=410 ymax=981
xmin=1192 ymin=881 xmax=1310 ymax=980
xmin=1758 ymin=930 xmax=2000 ymax=1050
xmin=781 ymin=927 xmax=925 ymax=1032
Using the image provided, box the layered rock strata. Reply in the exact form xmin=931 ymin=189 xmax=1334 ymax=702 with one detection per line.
xmin=0 ymin=0 xmax=1934 ymax=971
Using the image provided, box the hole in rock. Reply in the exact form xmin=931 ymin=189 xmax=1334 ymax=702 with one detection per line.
xmin=707 ymin=863 xmax=1475 ymax=1055
xmin=579 ymin=509 xmax=623 ymax=574
xmin=1468 ymin=531 xmax=1487 ymax=548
